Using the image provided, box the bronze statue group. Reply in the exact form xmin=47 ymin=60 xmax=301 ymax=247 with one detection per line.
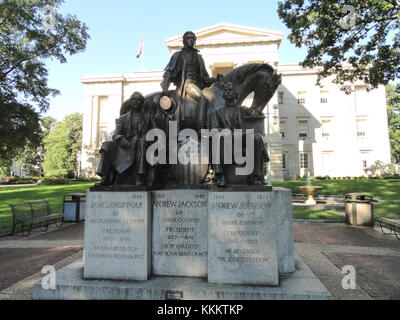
xmin=96 ymin=31 xmax=281 ymax=188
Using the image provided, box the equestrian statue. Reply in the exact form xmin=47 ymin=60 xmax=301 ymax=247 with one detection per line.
xmin=95 ymin=30 xmax=281 ymax=188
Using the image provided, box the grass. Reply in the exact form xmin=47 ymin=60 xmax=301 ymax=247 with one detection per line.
xmin=273 ymin=178 xmax=400 ymax=221
xmin=0 ymin=178 xmax=398 ymax=234
xmin=0 ymin=182 xmax=93 ymax=235
xmin=291 ymin=209 xmax=344 ymax=221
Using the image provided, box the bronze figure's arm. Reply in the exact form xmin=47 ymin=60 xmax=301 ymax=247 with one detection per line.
xmin=112 ymin=115 xmax=129 ymax=149
xmin=161 ymin=72 xmax=171 ymax=93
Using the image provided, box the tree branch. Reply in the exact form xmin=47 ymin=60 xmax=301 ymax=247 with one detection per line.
xmin=2 ymin=41 xmax=61 ymax=78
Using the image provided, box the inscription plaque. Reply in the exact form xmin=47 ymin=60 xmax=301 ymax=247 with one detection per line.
xmin=83 ymin=191 xmax=151 ymax=280
xmin=152 ymin=190 xmax=208 ymax=277
xmin=208 ymin=192 xmax=279 ymax=285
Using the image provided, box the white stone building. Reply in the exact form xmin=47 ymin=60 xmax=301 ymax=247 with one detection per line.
xmin=79 ymin=23 xmax=391 ymax=181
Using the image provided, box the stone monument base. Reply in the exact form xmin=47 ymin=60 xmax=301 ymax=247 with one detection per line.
xmin=32 ymin=255 xmax=331 ymax=300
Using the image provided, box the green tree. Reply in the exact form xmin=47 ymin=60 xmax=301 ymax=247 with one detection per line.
xmin=0 ymin=160 xmax=11 ymax=177
xmin=387 ymin=84 xmax=400 ymax=167
xmin=15 ymin=116 xmax=57 ymax=177
xmin=278 ymin=0 xmax=400 ymax=93
xmin=43 ymin=113 xmax=82 ymax=178
xmin=0 ymin=0 xmax=89 ymax=163
xmin=0 ymin=102 xmax=42 ymax=163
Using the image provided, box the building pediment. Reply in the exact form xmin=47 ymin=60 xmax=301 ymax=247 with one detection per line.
xmin=165 ymin=23 xmax=283 ymax=51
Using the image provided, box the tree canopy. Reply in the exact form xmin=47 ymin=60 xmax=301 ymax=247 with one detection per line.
xmin=42 ymin=113 xmax=82 ymax=178
xmin=0 ymin=0 xmax=89 ymax=163
xmin=278 ymin=0 xmax=400 ymax=93
xmin=387 ymin=84 xmax=400 ymax=166
xmin=0 ymin=102 xmax=41 ymax=166
xmin=14 ymin=116 xmax=56 ymax=177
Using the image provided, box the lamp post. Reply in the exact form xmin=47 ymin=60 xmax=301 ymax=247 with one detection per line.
xmin=37 ymin=146 xmax=43 ymax=185
xmin=265 ymin=104 xmax=279 ymax=186
xmin=77 ymin=151 xmax=81 ymax=180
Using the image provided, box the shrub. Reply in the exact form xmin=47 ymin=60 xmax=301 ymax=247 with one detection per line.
xmin=0 ymin=177 xmax=37 ymax=185
xmin=42 ymin=177 xmax=71 ymax=185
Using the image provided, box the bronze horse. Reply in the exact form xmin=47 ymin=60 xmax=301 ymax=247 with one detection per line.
xmin=120 ymin=63 xmax=281 ymax=129
xmin=205 ymin=63 xmax=282 ymax=117
xmin=118 ymin=63 xmax=281 ymax=185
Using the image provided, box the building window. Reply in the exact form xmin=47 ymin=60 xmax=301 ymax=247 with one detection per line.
xmin=320 ymin=90 xmax=328 ymax=104
xmin=211 ymin=62 xmax=234 ymax=77
xmin=96 ymin=96 xmax=109 ymax=143
xmin=98 ymin=96 xmax=108 ymax=124
xmin=362 ymin=160 xmax=368 ymax=169
xmin=321 ymin=119 xmax=331 ymax=138
xmin=282 ymin=153 xmax=286 ymax=169
xmin=300 ymin=152 xmax=309 ymax=169
xmin=278 ymin=91 xmax=284 ymax=105
xmin=298 ymin=120 xmax=308 ymax=138
xmin=298 ymin=91 xmax=306 ymax=104
xmin=360 ymin=151 xmax=371 ymax=170
xmin=357 ymin=119 xmax=367 ymax=137
xmin=280 ymin=121 xmax=286 ymax=138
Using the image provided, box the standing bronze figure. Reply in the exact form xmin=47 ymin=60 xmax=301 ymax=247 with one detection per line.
xmin=161 ymin=31 xmax=217 ymax=131
xmin=94 ymin=28 xmax=282 ymax=188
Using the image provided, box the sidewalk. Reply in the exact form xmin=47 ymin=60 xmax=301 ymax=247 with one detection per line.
xmin=0 ymin=223 xmax=84 ymax=299
xmin=0 ymin=220 xmax=399 ymax=300
xmin=0 ymin=184 xmax=38 ymax=188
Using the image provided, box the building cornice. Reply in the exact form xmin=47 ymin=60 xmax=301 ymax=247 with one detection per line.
xmin=81 ymin=71 xmax=164 ymax=84
xmin=125 ymin=71 xmax=163 ymax=82
xmin=278 ymin=64 xmax=321 ymax=75
xmin=81 ymin=73 xmax=126 ymax=84
xmin=165 ymin=23 xmax=283 ymax=52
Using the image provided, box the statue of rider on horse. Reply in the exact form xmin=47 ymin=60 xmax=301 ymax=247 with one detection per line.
xmin=95 ymin=30 xmax=281 ymax=188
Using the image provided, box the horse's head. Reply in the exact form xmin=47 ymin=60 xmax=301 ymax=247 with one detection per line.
xmin=215 ymin=63 xmax=281 ymax=113
xmin=252 ymin=68 xmax=282 ymax=112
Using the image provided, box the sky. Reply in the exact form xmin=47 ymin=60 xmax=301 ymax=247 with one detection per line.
xmin=44 ymin=0 xmax=308 ymax=121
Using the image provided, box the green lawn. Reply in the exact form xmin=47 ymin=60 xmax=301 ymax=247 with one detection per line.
xmin=0 ymin=178 xmax=398 ymax=234
xmin=290 ymin=209 xmax=345 ymax=221
xmin=273 ymin=178 xmax=400 ymax=221
xmin=0 ymin=182 xmax=93 ymax=235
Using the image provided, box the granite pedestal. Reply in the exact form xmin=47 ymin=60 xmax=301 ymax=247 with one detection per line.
xmin=32 ymin=187 xmax=329 ymax=300
xmin=152 ymin=190 xmax=208 ymax=277
xmin=208 ymin=191 xmax=279 ymax=285
xmin=83 ymin=191 xmax=151 ymax=280
xmin=32 ymin=255 xmax=331 ymax=300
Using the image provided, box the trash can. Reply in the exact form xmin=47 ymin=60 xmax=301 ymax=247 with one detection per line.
xmin=63 ymin=193 xmax=86 ymax=222
xmin=344 ymin=193 xmax=374 ymax=226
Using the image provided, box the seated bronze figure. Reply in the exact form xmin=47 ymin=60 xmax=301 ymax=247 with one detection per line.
xmin=94 ymin=30 xmax=281 ymax=189
xmin=95 ymin=92 xmax=156 ymax=187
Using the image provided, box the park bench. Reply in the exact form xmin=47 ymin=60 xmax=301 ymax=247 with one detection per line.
xmin=10 ymin=200 xmax=63 ymax=236
xmin=379 ymin=217 xmax=400 ymax=240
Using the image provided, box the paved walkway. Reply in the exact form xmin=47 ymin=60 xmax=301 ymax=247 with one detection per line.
xmin=0 ymin=221 xmax=399 ymax=300
xmin=0 ymin=223 xmax=84 ymax=299
xmin=294 ymin=223 xmax=400 ymax=300
xmin=0 ymin=184 xmax=38 ymax=188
